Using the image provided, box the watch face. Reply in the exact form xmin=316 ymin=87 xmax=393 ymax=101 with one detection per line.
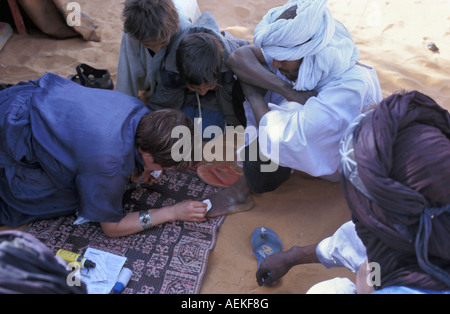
xmin=139 ymin=212 xmax=152 ymax=229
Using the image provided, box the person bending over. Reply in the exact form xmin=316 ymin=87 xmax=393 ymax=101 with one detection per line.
xmin=0 ymin=73 xmax=207 ymax=238
xmin=117 ymin=0 xmax=248 ymax=138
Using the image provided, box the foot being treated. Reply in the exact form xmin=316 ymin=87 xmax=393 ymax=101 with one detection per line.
xmin=205 ymin=176 xmax=254 ymax=217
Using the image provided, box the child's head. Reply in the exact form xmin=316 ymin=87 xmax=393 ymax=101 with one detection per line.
xmin=136 ymin=109 xmax=194 ymax=169
xmin=176 ymin=33 xmax=223 ymax=96
xmin=122 ymin=0 xmax=179 ymax=53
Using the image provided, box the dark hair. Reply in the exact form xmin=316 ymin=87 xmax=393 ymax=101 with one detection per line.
xmin=122 ymin=0 xmax=179 ymax=42
xmin=276 ymin=5 xmax=311 ymax=46
xmin=176 ymin=33 xmax=223 ymax=86
xmin=276 ymin=5 xmax=297 ymax=20
xmin=135 ymin=109 xmax=194 ymax=169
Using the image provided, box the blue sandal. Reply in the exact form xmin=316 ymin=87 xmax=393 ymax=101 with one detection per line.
xmin=251 ymin=227 xmax=283 ymax=268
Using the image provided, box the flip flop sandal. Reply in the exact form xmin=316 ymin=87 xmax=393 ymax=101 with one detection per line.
xmin=251 ymin=227 xmax=283 ymax=284
xmin=251 ymin=226 xmax=283 ymax=268
xmin=68 ymin=63 xmax=114 ymax=90
xmin=197 ymin=164 xmax=242 ymax=188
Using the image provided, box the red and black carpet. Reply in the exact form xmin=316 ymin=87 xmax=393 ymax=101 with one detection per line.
xmin=26 ymin=167 xmax=225 ymax=294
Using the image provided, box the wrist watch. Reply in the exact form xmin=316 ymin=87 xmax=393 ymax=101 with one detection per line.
xmin=139 ymin=211 xmax=152 ymax=230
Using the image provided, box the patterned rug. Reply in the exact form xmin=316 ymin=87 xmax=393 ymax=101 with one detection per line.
xmin=25 ymin=167 xmax=225 ymax=294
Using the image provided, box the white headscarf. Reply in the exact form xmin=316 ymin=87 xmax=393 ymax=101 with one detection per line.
xmin=254 ymin=0 xmax=360 ymax=91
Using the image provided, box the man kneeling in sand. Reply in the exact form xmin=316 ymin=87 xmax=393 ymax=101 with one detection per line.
xmin=206 ymin=0 xmax=382 ymax=217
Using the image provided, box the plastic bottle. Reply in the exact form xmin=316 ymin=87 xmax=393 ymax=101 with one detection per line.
xmin=56 ymin=249 xmax=96 ymax=269
xmin=112 ymin=268 xmax=133 ymax=294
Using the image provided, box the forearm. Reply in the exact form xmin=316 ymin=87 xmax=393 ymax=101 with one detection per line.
xmin=100 ymin=199 xmax=207 ymax=237
xmin=256 ymin=243 xmax=320 ymax=286
xmin=100 ymin=207 xmax=175 ymax=238
xmin=227 ymin=46 xmax=293 ymax=98
xmin=237 ymin=65 xmax=292 ymax=98
xmin=286 ymin=244 xmax=320 ymax=266
xmin=240 ymin=82 xmax=269 ymax=125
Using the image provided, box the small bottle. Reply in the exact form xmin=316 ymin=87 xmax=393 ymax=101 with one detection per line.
xmin=56 ymin=249 xmax=96 ymax=269
xmin=112 ymin=268 xmax=133 ymax=294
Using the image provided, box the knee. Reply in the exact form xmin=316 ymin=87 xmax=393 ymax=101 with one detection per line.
xmin=243 ymin=160 xmax=291 ymax=194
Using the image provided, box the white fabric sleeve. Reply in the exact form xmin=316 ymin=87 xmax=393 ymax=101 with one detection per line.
xmin=258 ymin=81 xmax=365 ymax=180
xmin=306 ymin=277 xmax=357 ymax=294
xmin=316 ymin=221 xmax=367 ymax=273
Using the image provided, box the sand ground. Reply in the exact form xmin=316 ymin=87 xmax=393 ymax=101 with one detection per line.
xmin=0 ymin=0 xmax=449 ymax=294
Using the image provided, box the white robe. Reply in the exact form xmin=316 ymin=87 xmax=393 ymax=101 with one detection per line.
xmin=242 ymin=53 xmax=382 ymax=182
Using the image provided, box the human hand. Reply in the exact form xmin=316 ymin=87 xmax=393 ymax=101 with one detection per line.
xmin=284 ymin=89 xmax=318 ymax=104
xmin=356 ymin=259 xmax=375 ymax=294
xmin=170 ymin=200 xmax=207 ymax=223
xmin=256 ymin=251 xmax=292 ymax=287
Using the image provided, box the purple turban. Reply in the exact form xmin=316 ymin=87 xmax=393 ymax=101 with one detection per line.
xmin=340 ymin=91 xmax=450 ymax=291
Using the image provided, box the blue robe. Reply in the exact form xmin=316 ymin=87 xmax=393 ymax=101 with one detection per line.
xmin=0 ymin=73 xmax=149 ymax=227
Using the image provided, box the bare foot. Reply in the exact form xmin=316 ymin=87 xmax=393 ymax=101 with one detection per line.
xmin=205 ymin=176 xmax=254 ymax=218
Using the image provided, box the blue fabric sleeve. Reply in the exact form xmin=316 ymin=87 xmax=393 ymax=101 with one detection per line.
xmin=73 ymin=152 xmax=133 ymax=223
